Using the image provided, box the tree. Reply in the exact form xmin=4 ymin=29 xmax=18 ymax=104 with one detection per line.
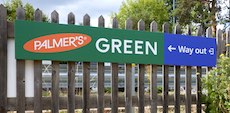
xmin=4 ymin=0 xmax=23 ymax=21
xmin=114 ymin=0 xmax=170 ymax=31
xmin=24 ymin=3 xmax=34 ymax=21
xmin=4 ymin=0 xmax=49 ymax=22
xmin=164 ymin=0 xmax=174 ymax=24
xmin=218 ymin=0 xmax=230 ymax=29
xmin=173 ymin=0 xmax=229 ymax=36
xmin=173 ymin=0 xmax=209 ymax=28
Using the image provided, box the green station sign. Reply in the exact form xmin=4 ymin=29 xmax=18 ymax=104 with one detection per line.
xmin=15 ymin=20 xmax=164 ymax=65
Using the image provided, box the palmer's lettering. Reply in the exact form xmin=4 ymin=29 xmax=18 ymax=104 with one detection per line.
xmin=96 ymin=38 xmax=157 ymax=55
xmin=34 ymin=36 xmax=84 ymax=50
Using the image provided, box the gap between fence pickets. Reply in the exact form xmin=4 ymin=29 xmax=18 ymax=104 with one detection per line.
xmin=7 ymin=39 xmax=16 ymax=97
xmin=7 ymin=30 xmax=35 ymax=99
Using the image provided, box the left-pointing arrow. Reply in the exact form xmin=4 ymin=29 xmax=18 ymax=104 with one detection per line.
xmin=168 ymin=45 xmax=176 ymax=52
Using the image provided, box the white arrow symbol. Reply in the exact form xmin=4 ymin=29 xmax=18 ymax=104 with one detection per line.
xmin=168 ymin=45 xmax=176 ymax=52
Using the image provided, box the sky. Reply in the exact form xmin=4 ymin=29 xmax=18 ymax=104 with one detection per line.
xmin=0 ymin=0 xmax=229 ymax=29
xmin=0 ymin=0 xmax=124 ymax=27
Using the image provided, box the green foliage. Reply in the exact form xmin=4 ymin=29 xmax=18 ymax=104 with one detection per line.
xmin=4 ymin=0 xmax=23 ymax=21
xmin=164 ymin=0 xmax=173 ymax=23
xmin=173 ymin=0 xmax=211 ymax=28
xmin=24 ymin=3 xmax=34 ymax=21
xmin=157 ymin=87 xmax=162 ymax=93
xmin=202 ymin=55 xmax=230 ymax=113
xmin=4 ymin=0 xmax=49 ymax=22
xmin=42 ymin=14 xmax=49 ymax=22
xmin=114 ymin=0 xmax=170 ymax=31
xmin=146 ymin=86 xmax=163 ymax=94
xmin=173 ymin=0 xmax=229 ymax=32
xmin=104 ymin=87 xmax=111 ymax=93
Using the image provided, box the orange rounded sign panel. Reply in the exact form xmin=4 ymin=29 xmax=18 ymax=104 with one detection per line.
xmin=23 ymin=33 xmax=92 ymax=53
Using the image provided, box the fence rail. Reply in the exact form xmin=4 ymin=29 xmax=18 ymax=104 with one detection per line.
xmin=7 ymin=95 xmax=197 ymax=110
xmin=0 ymin=5 xmax=230 ymax=113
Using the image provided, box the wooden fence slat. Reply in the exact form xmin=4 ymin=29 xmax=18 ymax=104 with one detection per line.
xmin=124 ymin=18 xmax=133 ymax=113
xmin=51 ymin=10 xmax=59 ymax=23
xmin=222 ymin=31 xmax=226 ymax=54
xmin=185 ymin=66 xmax=192 ymax=113
xmin=98 ymin=15 xmax=105 ymax=27
xmin=125 ymin=63 xmax=132 ymax=113
xmin=0 ymin=4 xmax=7 ymax=113
xmin=97 ymin=62 xmax=104 ymax=113
xmin=162 ymin=22 xmax=169 ymax=113
xmin=82 ymin=62 xmax=90 ymax=113
xmin=111 ymin=17 xmax=118 ymax=113
xmin=174 ymin=24 xmax=182 ymax=113
xmin=185 ymin=25 xmax=192 ymax=113
xmin=34 ymin=60 xmax=42 ymax=113
xmin=83 ymin=14 xmax=90 ymax=26
xmin=138 ymin=64 xmax=145 ymax=113
xmin=7 ymin=22 xmax=14 ymax=38
xmin=16 ymin=7 xmax=25 ymax=113
xmin=150 ymin=65 xmax=158 ymax=112
xmin=97 ymin=15 xmax=105 ymax=113
xmin=67 ymin=61 xmax=75 ymax=113
xmin=34 ymin=9 xmax=43 ymax=113
xmin=174 ymin=66 xmax=180 ymax=113
xmin=226 ymin=28 xmax=230 ymax=57
xmin=51 ymin=10 xmax=60 ymax=113
xmin=150 ymin=21 xmax=158 ymax=113
xmin=68 ymin=12 xmax=75 ymax=25
xmin=51 ymin=61 xmax=60 ymax=113
xmin=206 ymin=27 xmax=213 ymax=71
xmin=16 ymin=60 xmax=25 ymax=113
xmin=196 ymin=26 xmax=203 ymax=113
xmin=196 ymin=66 xmax=202 ymax=113
xmin=67 ymin=12 xmax=76 ymax=113
xmin=137 ymin=20 xmax=145 ymax=113
xmin=216 ymin=29 xmax=223 ymax=57
xmin=206 ymin=27 xmax=212 ymax=38
xmin=82 ymin=14 xmax=90 ymax=113
xmin=111 ymin=63 xmax=118 ymax=113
